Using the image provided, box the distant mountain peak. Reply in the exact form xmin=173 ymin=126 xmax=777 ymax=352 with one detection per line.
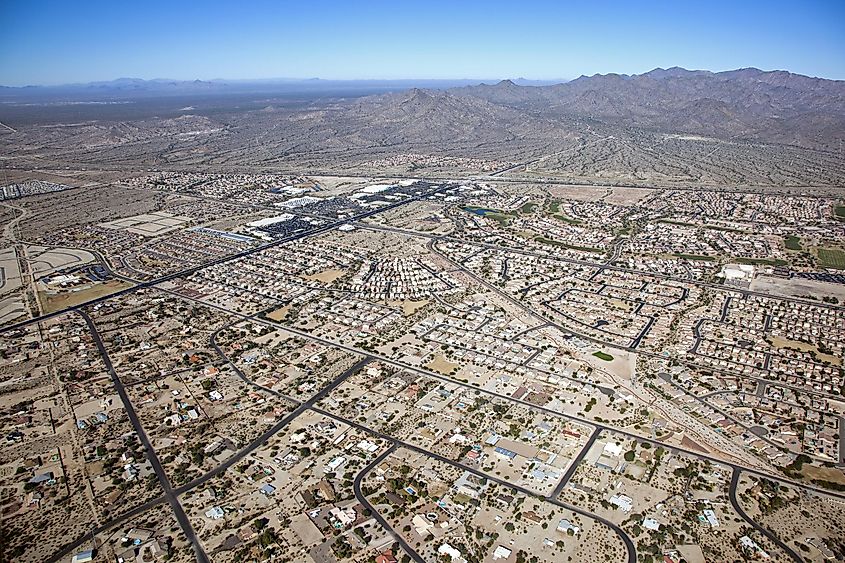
xmin=642 ymin=67 xmax=713 ymax=80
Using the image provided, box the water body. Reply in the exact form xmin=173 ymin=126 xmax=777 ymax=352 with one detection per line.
xmin=464 ymin=206 xmax=497 ymax=216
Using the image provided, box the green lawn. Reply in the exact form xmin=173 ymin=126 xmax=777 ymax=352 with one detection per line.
xmin=735 ymin=257 xmax=788 ymax=266
xmin=817 ymin=248 xmax=845 ymax=269
xmin=657 ymin=219 xmax=697 ymax=227
xmin=834 ymin=205 xmax=845 ymax=220
xmin=535 ymin=236 xmax=602 ymax=253
xmin=520 ymin=201 xmax=538 ymax=214
xmin=554 ymin=214 xmax=583 ymax=225
xmin=462 ymin=206 xmax=514 ymax=226
xmin=592 ymin=351 xmax=614 ymax=362
xmin=673 ymin=253 xmax=716 ymax=262
xmin=784 ymin=235 xmax=802 ymax=251
xmin=546 ymin=200 xmax=583 ymax=224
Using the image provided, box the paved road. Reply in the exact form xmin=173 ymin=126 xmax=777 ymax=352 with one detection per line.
xmin=550 ymin=427 xmax=600 ymax=499
xmin=209 ymin=317 xmax=635 ymax=563
xmin=22 ymin=177 xmax=845 ymax=562
xmin=47 ymin=336 xmax=368 ymax=563
xmin=80 ymin=310 xmax=210 ymax=563
xmin=311 ymin=406 xmax=638 ymax=563
xmin=353 ymin=445 xmax=426 ymax=563
xmin=8 ymin=163 xmax=829 ymax=198
xmin=729 ymin=468 xmax=803 ymax=562
xmin=840 ymin=417 xmax=845 ymax=467
xmin=360 ymin=221 xmax=845 ymax=312
xmin=0 ymin=186 xmax=447 ymax=335
xmin=46 ymin=495 xmax=167 ymax=563
xmin=166 ymin=287 xmax=845 ymax=503
xmin=208 ymin=326 xmax=299 ymax=405
xmin=174 ymin=356 xmax=370 ymax=495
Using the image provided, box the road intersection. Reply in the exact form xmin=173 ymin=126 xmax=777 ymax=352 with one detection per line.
xmin=4 ymin=179 xmax=835 ymax=563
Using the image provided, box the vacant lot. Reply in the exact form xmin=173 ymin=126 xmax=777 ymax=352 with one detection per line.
xmin=427 ymin=354 xmax=458 ymax=375
xmin=265 ymin=304 xmax=291 ymax=321
xmin=18 ymin=185 xmax=165 ymax=240
xmin=301 ymin=268 xmax=345 ymax=283
xmin=750 ymin=275 xmax=845 ymax=301
xmin=39 ymin=280 xmax=133 ymax=312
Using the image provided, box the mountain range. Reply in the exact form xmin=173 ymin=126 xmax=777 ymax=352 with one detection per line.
xmin=445 ymin=67 xmax=845 ymax=150
xmin=2 ymin=67 xmax=843 ymax=186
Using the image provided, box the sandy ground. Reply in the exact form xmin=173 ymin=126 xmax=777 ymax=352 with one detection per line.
xmin=0 ymin=294 xmax=27 ymax=325
xmin=800 ymin=464 xmax=845 ymax=485
xmin=301 ymin=268 xmax=345 ymax=283
xmin=388 ymin=298 xmax=430 ymax=316
xmin=750 ymin=275 xmax=845 ymax=301
xmin=266 ymin=304 xmax=291 ymax=321
xmin=769 ymin=335 xmax=842 ymax=366
xmin=39 ymin=280 xmax=133 ymax=312
xmin=427 ymin=354 xmax=458 ymax=375
xmin=27 ymin=245 xmax=96 ymax=277
xmin=604 ymin=187 xmax=656 ymax=205
xmin=0 ymin=246 xmax=23 ymax=294
xmin=545 ymin=185 xmax=608 ymax=201
xmin=100 ymin=211 xmax=191 ymax=236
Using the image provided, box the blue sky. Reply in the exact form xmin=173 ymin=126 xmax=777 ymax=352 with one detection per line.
xmin=1 ymin=0 xmax=843 ymax=85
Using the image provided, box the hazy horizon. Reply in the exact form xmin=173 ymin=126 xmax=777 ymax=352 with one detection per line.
xmin=2 ymin=0 xmax=844 ymax=86
xmin=6 ymin=64 xmax=845 ymax=90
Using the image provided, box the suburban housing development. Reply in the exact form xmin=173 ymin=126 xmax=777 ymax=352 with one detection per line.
xmin=1 ymin=165 xmax=844 ymax=563
xmin=1 ymin=5 xmax=845 ymax=560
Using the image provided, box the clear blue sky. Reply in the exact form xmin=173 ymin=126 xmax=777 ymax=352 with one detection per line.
xmin=1 ymin=0 xmax=843 ymax=85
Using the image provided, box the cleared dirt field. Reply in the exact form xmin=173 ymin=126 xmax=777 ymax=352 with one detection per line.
xmin=0 ymin=247 xmax=23 ymax=294
xmin=603 ymin=186 xmax=656 ymax=205
xmin=27 ymin=245 xmax=95 ymax=276
xmin=388 ymin=298 xmax=430 ymax=316
xmin=100 ymin=211 xmax=192 ymax=236
xmin=17 ymin=185 xmax=165 ymax=240
xmin=750 ymin=275 xmax=845 ymax=301
xmin=0 ymin=294 xmax=27 ymax=325
xmin=301 ymin=268 xmax=345 ymax=283
xmin=38 ymin=279 xmax=133 ymax=312
xmin=769 ymin=335 xmax=842 ymax=366
xmin=545 ymin=184 xmax=607 ymax=201
xmin=426 ymin=354 xmax=458 ymax=375
xmin=265 ymin=304 xmax=291 ymax=321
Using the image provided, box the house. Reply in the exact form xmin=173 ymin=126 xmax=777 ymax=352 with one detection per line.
xmin=326 ymin=456 xmax=346 ymax=472
xmin=603 ymin=442 xmax=624 ymax=457
xmin=609 ymin=494 xmax=633 ymax=512
xmin=375 ymin=549 xmax=398 ymax=563
xmin=329 ymin=506 xmax=356 ymax=527
xmin=317 ymin=479 xmax=336 ymax=502
xmin=259 ymin=483 xmax=276 ymax=496
xmin=71 ymin=550 xmax=94 ymax=563
xmin=701 ymin=509 xmax=719 ymax=528
xmin=643 ymin=517 xmax=661 ymax=531
xmin=205 ymin=506 xmax=225 ymax=520
xmin=29 ymin=472 xmax=55 ymax=485
xmin=412 ymin=513 xmax=435 ymax=536
xmin=557 ymin=519 xmax=580 ymax=534
xmin=522 ymin=510 xmax=543 ymax=524
xmin=493 ymin=545 xmax=513 ymax=560
xmin=438 ymin=543 xmax=465 ymax=562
